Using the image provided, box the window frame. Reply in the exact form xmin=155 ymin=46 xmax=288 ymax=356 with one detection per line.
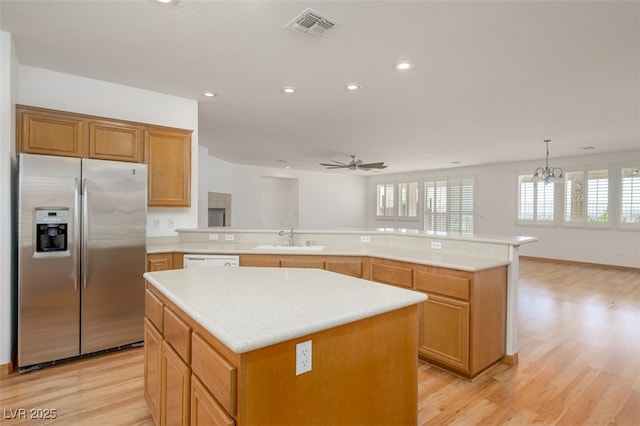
xmin=516 ymin=173 xmax=559 ymax=227
xmin=619 ymin=164 xmax=640 ymax=231
xmin=562 ymin=167 xmax=611 ymax=229
xmin=423 ymin=175 xmax=475 ymax=235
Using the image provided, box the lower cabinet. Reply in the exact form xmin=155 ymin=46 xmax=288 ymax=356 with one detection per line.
xmin=144 ymin=318 xmax=162 ymax=425
xmin=160 ymin=340 xmax=190 ymax=426
xmin=419 ymin=294 xmax=470 ymax=372
xmin=413 ymin=265 xmax=507 ymax=378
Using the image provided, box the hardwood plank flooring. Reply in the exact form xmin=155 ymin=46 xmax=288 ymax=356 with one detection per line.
xmin=0 ymin=258 xmax=638 ymax=425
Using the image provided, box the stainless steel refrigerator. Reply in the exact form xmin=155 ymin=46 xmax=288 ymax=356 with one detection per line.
xmin=18 ymin=153 xmax=147 ymax=370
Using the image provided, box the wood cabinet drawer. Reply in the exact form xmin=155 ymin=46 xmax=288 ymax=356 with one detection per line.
xmin=163 ymin=306 xmax=191 ymax=363
xmin=145 ymin=289 xmax=164 ymax=332
xmin=191 ymin=374 xmax=235 ymax=426
xmin=415 ymin=271 xmax=470 ymax=300
xmin=280 ymin=258 xmax=325 ymax=269
xmin=191 ymin=332 xmax=237 ymax=417
xmin=325 ymin=260 xmax=363 ymax=278
xmin=371 ymin=261 xmax=413 ymax=288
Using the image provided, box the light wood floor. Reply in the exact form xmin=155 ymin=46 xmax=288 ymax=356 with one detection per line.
xmin=0 ymin=258 xmax=638 ymax=425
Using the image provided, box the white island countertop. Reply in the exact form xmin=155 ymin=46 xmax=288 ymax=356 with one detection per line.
xmin=144 ymin=266 xmax=427 ymax=354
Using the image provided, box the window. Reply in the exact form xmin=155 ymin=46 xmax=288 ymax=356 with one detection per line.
xmin=376 ymin=183 xmax=394 ymax=217
xmin=620 ymin=167 xmax=640 ymax=228
xmin=424 ymin=176 xmax=474 ymax=234
xmin=564 ymin=169 xmax=609 ymax=226
xmin=398 ymin=182 xmax=419 ymax=218
xmin=517 ymin=175 xmax=556 ymax=225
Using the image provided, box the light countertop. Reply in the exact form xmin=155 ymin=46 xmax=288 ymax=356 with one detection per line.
xmin=144 ymin=267 xmax=428 ymax=354
xmin=147 ymin=242 xmax=511 ymax=271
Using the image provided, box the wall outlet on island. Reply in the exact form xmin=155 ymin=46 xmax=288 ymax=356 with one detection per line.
xmin=360 ymin=236 xmax=371 ymax=243
xmin=296 ymin=340 xmax=312 ymax=375
xmin=208 ymin=234 xmax=219 ymax=241
xmin=224 ymin=234 xmax=234 ymax=241
xmin=431 ymin=241 xmax=442 ymax=250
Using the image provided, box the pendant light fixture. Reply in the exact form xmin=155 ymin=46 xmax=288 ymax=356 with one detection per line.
xmin=532 ymin=139 xmax=563 ymax=184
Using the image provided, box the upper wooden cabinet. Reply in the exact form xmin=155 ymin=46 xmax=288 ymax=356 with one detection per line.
xmin=17 ymin=105 xmax=193 ymax=208
xmin=145 ymin=126 xmax=192 ymax=207
xmin=17 ymin=105 xmax=144 ymax=162
xmin=17 ymin=105 xmax=85 ymax=157
xmin=88 ymin=119 xmax=144 ymax=163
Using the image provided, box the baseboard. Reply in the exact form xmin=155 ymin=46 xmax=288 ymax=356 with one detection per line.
xmin=501 ymin=353 xmax=519 ymax=366
xmin=0 ymin=361 xmax=14 ymax=378
xmin=520 ymin=256 xmax=639 ymax=272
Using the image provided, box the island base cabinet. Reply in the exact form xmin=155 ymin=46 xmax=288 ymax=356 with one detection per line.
xmin=239 ymin=306 xmax=418 ymax=425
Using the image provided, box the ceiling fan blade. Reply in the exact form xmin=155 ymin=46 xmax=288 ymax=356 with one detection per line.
xmin=326 ymin=165 xmax=348 ymax=169
xmin=358 ymin=162 xmax=387 ymax=169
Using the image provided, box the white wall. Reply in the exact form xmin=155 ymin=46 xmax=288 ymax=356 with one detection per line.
xmin=197 ymin=145 xmax=233 ymax=228
xmin=17 ymin=65 xmax=199 ymax=237
xmin=368 ymin=150 xmax=640 ymax=268
xmin=230 ymin=164 xmax=368 ymax=229
xmin=0 ymin=32 xmax=18 ymax=367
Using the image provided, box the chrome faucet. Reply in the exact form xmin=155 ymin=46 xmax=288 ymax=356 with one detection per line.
xmin=278 ymin=227 xmax=295 ymax=246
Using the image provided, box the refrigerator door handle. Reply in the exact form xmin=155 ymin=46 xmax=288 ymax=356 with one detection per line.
xmin=73 ymin=178 xmax=80 ymax=291
xmin=82 ymin=178 xmax=89 ymax=290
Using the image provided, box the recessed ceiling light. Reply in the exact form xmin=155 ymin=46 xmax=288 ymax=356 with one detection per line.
xmin=201 ymin=90 xmax=216 ymax=97
xmin=281 ymin=87 xmax=297 ymax=94
xmin=344 ymin=83 xmax=361 ymax=91
xmin=154 ymin=0 xmax=178 ymax=5
xmin=394 ymin=60 xmax=415 ymax=71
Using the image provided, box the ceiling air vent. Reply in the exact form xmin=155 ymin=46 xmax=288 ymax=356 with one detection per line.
xmin=285 ymin=8 xmax=336 ymax=38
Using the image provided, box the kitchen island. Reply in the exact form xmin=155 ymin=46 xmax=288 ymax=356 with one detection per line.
xmin=143 ymin=266 xmax=427 ymax=426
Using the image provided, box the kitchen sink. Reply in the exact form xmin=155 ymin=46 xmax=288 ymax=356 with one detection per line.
xmin=252 ymin=244 xmax=325 ymax=251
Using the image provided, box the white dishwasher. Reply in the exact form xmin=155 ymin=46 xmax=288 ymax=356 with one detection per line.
xmin=183 ymin=254 xmax=240 ymax=268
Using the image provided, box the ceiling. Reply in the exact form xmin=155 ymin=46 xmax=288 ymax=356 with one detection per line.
xmin=1 ymin=0 xmax=638 ymax=175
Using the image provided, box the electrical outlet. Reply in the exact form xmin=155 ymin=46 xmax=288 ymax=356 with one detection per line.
xmin=152 ymin=219 xmax=160 ymax=230
xmin=224 ymin=234 xmax=235 ymax=241
xmin=360 ymin=235 xmax=371 ymax=243
xmin=168 ymin=217 xmax=175 ymax=229
xmin=296 ymin=340 xmax=312 ymax=375
xmin=208 ymin=234 xmax=219 ymax=241
xmin=431 ymin=241 xmax=442 ymax=250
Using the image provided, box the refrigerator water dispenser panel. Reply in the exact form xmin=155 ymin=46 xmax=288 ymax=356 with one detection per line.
xmin=35 ymin=208 xmax=69 ymax=252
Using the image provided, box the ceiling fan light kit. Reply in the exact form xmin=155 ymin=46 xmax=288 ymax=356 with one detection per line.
xmin=320 ymin=155 xmax=387 ymax=171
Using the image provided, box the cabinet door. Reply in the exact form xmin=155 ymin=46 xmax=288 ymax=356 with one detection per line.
xmin=144 ymin=318 xmax=162 ymax=425
xmin=161 ymin=340 xmax=191 ymax=426
xmin=191 ymin=375 xmax=235 ymax=426
xmin=419 ymin=294 xmax=470 ymax=372
xmin=17 ymin=106 xmax=85 ymax=157
xmin=145 ymin=126 xmax=192 ymax=207
xmin=148 ymin=253 xmax=173 ymax=271
xmin=88 ymin=119 xmax=143 ymax=163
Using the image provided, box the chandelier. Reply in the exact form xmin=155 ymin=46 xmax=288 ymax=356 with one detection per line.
xmin=531 ymin=139 xmax=563 ymax=184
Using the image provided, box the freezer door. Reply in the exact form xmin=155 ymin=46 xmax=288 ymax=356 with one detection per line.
xmin=80 ymin=159 xmax=147 ymax=354
xmin=18 ymin=154 xmax=81 ymax=367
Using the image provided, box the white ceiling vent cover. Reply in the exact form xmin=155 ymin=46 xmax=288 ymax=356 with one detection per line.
xmin=285 ymin=8 xmax=336 ymax=37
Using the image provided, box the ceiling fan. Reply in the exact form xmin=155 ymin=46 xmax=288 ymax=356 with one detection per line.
xmin=320 ymin=155 xmax=387 ymax=171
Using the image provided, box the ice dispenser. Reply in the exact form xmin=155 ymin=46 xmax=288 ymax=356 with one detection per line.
xmin=35 ymin=208 xmax=69 ymax=253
